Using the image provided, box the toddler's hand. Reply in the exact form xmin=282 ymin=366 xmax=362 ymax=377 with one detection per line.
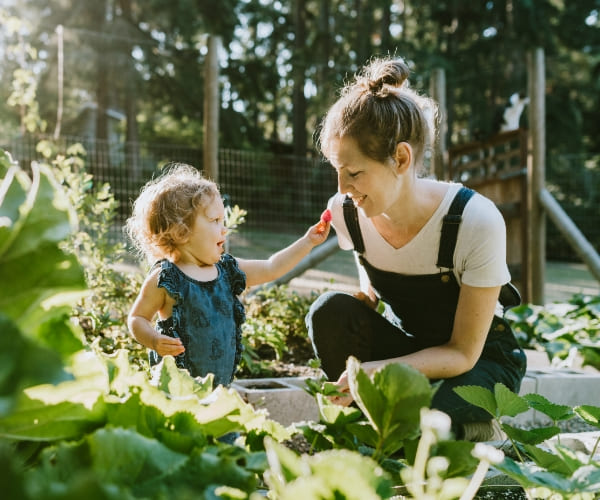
xmin=308 ymin=208 xmax=331 ymax=244
xmin=316 ymin=208 xmax=332 ymax=234
xmin=154 ymin=334 xmax=185 ymax=357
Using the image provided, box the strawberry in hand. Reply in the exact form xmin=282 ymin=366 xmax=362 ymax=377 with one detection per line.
xmin=316 ymin=208 xmax=332 ymax=234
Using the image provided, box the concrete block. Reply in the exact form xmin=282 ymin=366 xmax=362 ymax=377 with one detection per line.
xmin=232 ymin=377 xmax=319 ymax=426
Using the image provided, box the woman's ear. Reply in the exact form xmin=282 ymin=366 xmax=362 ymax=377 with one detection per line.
xmin=394 ymin=142 xmax=412 ymax=174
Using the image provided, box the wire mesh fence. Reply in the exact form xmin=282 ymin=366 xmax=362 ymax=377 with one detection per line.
xmin=3 ymin=134 xmax=598 ymax=262
xmin=3 ymin=134 xmax=338 ymax=250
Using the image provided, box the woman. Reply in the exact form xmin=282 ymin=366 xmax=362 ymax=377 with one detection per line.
xmin=306 ymin=57 xmax=526 ymax=441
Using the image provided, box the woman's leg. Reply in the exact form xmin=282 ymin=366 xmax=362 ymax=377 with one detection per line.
xmin=306 ymin=291 xmax=416 ymax=380
xmin=433 ymin=317 xmax=527 ymax=429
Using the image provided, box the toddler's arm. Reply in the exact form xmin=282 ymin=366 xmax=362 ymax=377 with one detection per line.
xmin=238 ymin=215 xmax=331 ymax=287
xmin=128 ymin=269 xmax=185 ymax=357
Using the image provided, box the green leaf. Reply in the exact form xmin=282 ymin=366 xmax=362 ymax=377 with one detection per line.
xmin=90 ymin=427 xmax=188 ymax=487
xmin=502 ymin=423 xmax=560 ymax=445
xmin=348 ymin=357 xmax=432 ymax=444
xmin=495 ymin=383 xmax=529 ymax=417
xmin=0 ymin=399 xmax=106 ymax=441
xmin=155 ymin=355 xmax=214 ymax=399
xmin=0 ymin=313 xmax=67 ymax=410
xmin=496 ymin=457 xmax=577 ymax=494
xmin=523 ymin=393 xmax=574 ymax=421
xmin=574 ymin=405 xmax=600 ymax=429
xmin=0 ymin=165 xmax=29 ymax=250
xmin=316 ymin=392 xmax=362 ymax=426
xmin=434 ymin=440 xmax=478 ymax=478
xmin=0 ymin=161 xmax=86 ymax=337
xmin=263 ymin=438 xmax=394 ymax=500
xmin=453 ymin=385 xmax=497 ymax=417
xmin=521 ymin=444 xmax=573 ymax=475
xmin=346 ymin=356 xmax=386 ymax=430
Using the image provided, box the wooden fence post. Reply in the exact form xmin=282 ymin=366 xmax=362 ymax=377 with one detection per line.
xmin=430 ymin=67 xmax=447 ymax=180
xmin=528 ymin=47 xmax=546 ymax=304
xmin=204 ymin=35 xmax=221 ymax=181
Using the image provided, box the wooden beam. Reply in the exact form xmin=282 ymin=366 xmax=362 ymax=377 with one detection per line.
xmin=528 ymin=48 xmax=546 ymax=304
xmin=430 ymin=68 xmax=447 ymax=180
xmin=203 ymin=35 xmax=221 ymax=181
xmin=539 ymin=188 xmax=600 ymax=283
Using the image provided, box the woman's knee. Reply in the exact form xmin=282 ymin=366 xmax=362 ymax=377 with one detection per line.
xmin=306 ymin=292 xmax=359 ymax=342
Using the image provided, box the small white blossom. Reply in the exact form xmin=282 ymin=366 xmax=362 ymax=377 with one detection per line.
xmin=420 ymin=408 xmax=452 ymax=437
xmin=472 ymin=442 xmax=504 ymax=464
xmin=427 ymin=456 xmax=450 ymax=477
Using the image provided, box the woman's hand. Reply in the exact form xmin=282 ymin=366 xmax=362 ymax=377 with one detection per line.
xmin=153 ymin=334 xmax=185 ymax=357
xmin=353 ymin=290 xmax=378 ymax=309
xmin=328 ymin=371 xmax=354 ymax=406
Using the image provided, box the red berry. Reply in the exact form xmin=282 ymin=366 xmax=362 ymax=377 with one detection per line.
xmin=320 ymin=208 xmax=332 ymax=222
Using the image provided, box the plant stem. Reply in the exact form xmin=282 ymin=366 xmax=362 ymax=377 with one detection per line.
xmin=588 ymin=434 xmax=600 ymax=465
xmin=458 ymin=460 xmax=490 ymax=500
xmin=411 ymin=429 xmax=433 ymax=498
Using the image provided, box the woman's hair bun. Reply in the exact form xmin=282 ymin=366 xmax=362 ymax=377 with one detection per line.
xmin=365 ymin=58 xmax=410 ymax=95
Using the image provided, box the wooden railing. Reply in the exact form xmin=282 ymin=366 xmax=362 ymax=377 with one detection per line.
xmin=448 ymin=129 xmax=530 ymax=301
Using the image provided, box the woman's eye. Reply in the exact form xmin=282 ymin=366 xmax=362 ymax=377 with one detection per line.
xmin=348 ymin=171 xmax=361 ymax=178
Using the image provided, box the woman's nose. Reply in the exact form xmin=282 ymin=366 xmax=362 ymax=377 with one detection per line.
xmin=337 ymin=173 xmax=351 ymax=195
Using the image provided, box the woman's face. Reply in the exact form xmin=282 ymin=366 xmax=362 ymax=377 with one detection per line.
xmin=328 ymin=136 xmax=401 ymax=218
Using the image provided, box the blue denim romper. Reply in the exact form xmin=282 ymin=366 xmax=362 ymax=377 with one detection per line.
xmin=148 ymin=254 xmax=246 ymax=386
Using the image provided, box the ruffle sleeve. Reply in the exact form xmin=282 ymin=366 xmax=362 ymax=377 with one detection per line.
xmin=219 ymin=254 xmax=247 ymax=368
xmin=155 ymin=259 xmax=184 ymax=302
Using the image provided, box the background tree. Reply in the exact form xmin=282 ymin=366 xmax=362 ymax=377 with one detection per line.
xmin=0 ymin=0 xmax=598 ymax=162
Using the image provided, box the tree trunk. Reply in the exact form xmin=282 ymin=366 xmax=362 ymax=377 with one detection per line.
xmin=292 ymin=0 xmax=307 ymax=157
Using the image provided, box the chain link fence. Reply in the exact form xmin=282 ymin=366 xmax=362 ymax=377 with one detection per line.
xmin=3 ymin=134 xmax=598 ymax=262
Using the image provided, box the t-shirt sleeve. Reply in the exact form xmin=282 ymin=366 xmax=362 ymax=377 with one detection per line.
xmin=457 ymin=195 xmax=511 ymax=287
xmin=328 ymin=192 xmax=355 ymax=251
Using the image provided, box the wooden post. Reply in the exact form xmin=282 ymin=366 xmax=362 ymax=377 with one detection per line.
xmin=527 ymin=48 xmax=546 ymax=304
xmin=430 ymin=67 xmax=447 ymax=180
xmin=203 ymin=35 xmax=221 ymax=181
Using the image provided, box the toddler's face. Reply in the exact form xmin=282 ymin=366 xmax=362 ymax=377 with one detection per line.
xmin=182 ymin=196 xmax=227 ymax=265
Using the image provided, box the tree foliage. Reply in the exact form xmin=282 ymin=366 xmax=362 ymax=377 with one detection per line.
xmin=0 ymin=0 xmax=598 ymax=159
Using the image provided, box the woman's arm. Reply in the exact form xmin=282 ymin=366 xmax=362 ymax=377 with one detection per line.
xmin=332 ymin=284 xmax=500 ymax=404
xmin=238 ymin=220 xmax=330 ymax=287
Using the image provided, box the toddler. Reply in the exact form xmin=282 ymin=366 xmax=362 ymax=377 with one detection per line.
xmin=126 ymin=163 xmax=330 ymax=386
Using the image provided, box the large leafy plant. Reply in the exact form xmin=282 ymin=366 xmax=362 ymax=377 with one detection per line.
xmin=507 ymin=296 xmax=600 ymax=370
xmin=0 ymin=150 xmax=87 ymax=409
xmin=0 ymin=149 xmax=287 ymax=498
xmin=455 ymin=383 xmax=600 ymax=498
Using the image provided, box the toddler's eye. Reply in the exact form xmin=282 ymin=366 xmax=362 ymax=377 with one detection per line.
xmin=348 ymin=171 xmax=361 ymax=178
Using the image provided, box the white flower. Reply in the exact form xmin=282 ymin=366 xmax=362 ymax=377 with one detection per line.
xmin=472 ymin=442 xmax=504 ymax=464
xmin=420 ymin=408 xmax=452 ymax=437
xmin=427 ymin=456 xmax=450 ymax=477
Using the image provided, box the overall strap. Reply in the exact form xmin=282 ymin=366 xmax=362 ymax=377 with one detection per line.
xmin=342 ymin=195 xmax=365 ymax=254
xmin=436 ymin=186 xmax=475 ymax=269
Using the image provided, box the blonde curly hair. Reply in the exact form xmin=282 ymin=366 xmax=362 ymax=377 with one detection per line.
xmin=126 ymin=163 xmax=220 ymax=263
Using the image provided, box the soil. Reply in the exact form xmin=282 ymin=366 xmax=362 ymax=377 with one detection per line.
xmin=237 ymin=333 xmax=323 ymax=379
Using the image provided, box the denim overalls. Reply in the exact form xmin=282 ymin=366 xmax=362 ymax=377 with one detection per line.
xmin=306 ymin=187 xmax=527 ymax=426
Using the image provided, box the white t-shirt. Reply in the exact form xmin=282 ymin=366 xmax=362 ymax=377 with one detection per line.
xmin=328 ymin=182 xmax=511 ymax=293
